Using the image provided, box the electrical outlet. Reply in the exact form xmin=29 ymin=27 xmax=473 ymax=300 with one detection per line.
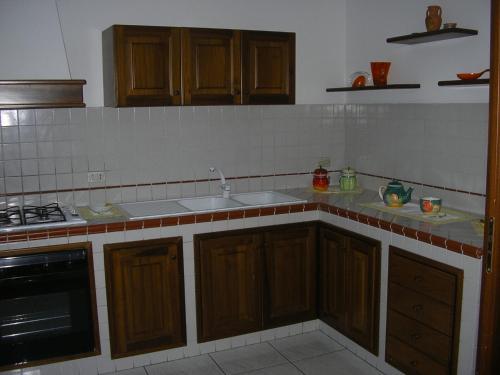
xmin=318 ymin=157 xmax=331 ymax=168
xmin=88 ymin=171 xmax=106 ymax=183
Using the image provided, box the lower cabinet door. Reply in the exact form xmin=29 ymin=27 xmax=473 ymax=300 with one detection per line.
xmin=263 ymin=224 xmax=317 ymax=327
xmin=104 ymin=238 xmax=186 ymax=358
xmin=196 ymin=232 xmax=263 ymax=342
xmin=346 ymin=236 xmax=380 ymax=354
xmin=319 ymin=227 xmax=348 ymax=331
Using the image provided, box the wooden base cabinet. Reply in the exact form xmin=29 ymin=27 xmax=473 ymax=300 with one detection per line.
xmin=319 ymin=224 xmax=380 ymax=355
xmin=195 ymin=223 xmax=316 ymax=342
xmin=386 ymin=247 xmax=463 ymax=375
xmin=104 ymin=238 xmax=186 ymax=358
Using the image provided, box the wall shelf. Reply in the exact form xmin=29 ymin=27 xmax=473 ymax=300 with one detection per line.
xmin=0 ymin=80 xmax=86 ymax=109
xmin=438 ymin=79 xmax=489 ymax=86
xmin=326 ymin=84 xmax=420 ymax=92
xmin=386 ymin=28 xmax=478 ymax=45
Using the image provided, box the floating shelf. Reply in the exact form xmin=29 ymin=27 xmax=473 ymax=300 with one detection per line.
xmin=387 ymin=28 xmax=478 ymax=45
xmin=0 ymin=80 xmax=86 ymax=109
xmin=438 ymin=78 xmax=489 ymax=86
xmin=326 ymin=84 xmax=421 ymax=92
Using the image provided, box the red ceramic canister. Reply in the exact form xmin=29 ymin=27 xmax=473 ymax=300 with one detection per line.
xmin=313 ymin=166 xmax=329 ymax=191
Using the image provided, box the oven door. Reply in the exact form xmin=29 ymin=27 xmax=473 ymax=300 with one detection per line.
xmin=0 ymin=249 xmax=96 ymax=367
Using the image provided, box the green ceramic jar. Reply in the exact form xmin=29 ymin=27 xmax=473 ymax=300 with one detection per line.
xmin=339 ymin=167 xmax=357 ymax=191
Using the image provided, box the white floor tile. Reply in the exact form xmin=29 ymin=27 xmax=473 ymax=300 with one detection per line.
xmin=295 ymin=350 xmax=382 ymax=375
xmin=238 ymin=363 xmax=303 ymax=375
xmin=114 ymin=368 xmax=147 ymax=375
xmin=209 ymin=343 xmax=287 ymax=374
xmin=270 ymin=331 xmax=344 ymax=362
xmin=145 ymin=354 xmax=223 ymax=375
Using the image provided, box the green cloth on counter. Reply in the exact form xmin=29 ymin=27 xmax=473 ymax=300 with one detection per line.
xmin=77 ymin=205 xmax=126 ymax=221
xmin=359 ymin=202 xmax=476 ymax=225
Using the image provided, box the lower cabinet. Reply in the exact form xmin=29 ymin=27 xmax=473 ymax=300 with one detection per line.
xmin=195 ymin=223 xmax=317 ymax=342
xmin=104 ymin=238 xmax=186 ymax=358
xmin=319 ymin=224 xmax=380 ymax=355
xmin=386 ymin=246 xmax=463 ymax=375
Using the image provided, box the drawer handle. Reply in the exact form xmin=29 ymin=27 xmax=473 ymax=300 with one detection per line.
xmin=170 ymin=254 xmax=177 ymax=260
xmin=413 ymin=275 xmax=423 ymax=282
xmin=410 ymin=360 xmax=418 ymax=367
xmin=411 ymin=333 xmax=421 ymax=341
xmin=412 ymin=304 xmax=423 ymax=313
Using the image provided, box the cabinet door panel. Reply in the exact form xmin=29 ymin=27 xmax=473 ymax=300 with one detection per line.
xmin=319 ymin=227 xmax=347 ymax=331
xmin=106 ymin=25 xmax=181 ymax=107
xmin=242 ymin=31 xmax=295 ymax=104
xmin=182 ymin=28 xmax=241 ymax=105
xmin=196 ymin=233 xmax=262 ymax=342
xmin=346 ymin=237 xmax=379 ymax=354
xmin=263 ymin=225 xmax=316 ymax=327
xmin=105 ymin=238 xmax=185 ymax=358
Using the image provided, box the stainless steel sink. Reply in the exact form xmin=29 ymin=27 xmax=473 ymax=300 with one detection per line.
xmin=177 ymin=196 xmax=243 ymax=212
xmin=231 ymin=191 xmax=306 ymax=206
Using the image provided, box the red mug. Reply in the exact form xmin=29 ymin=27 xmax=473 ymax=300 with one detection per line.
xmin=370 ymin=62 xmax=391 ymax=86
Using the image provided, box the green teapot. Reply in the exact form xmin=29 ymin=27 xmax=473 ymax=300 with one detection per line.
xmin=379 ymin=180 xmax=413 ymax=207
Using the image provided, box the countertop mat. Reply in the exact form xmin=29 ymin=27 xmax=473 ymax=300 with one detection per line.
xmin=359 ymin=202 xmax=476 ymax=225
xmin=309 ymin=185 xmax=364 ymax=194
xmin=77 ymin=205 xmax=126 ymax=221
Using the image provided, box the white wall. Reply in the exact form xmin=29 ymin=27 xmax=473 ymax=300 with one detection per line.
xmin=0 ymin=0 xmax=347 ymax=106
xmin=343 ymin=0 xmax=490 ymax=103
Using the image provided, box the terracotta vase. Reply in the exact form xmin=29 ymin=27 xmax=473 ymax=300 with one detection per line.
xmin=425 ymin=5 xmax=442 ymax=32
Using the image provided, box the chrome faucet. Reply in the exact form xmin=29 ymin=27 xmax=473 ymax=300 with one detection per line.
xmin=209 ymin=167 xmax=231 ymax=198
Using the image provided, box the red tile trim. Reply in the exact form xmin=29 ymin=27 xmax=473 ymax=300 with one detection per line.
xmin=228 ymin=210 xmax=244 ymax=220
xmin=195 ymin=213 xmax=212 ymax=223
xmin=445 ymin=239 xmax=463 ymax=254
xmin=7 ymin=232 xmax=28 ymax=242
xmin=28 ymin=231 xmax=48 ymax=240
xmin=87 ymin=224 xmax=106 ymax=235
xmin=178 ymin=215 xmax=195 ymax=225
xmin=366 ymin=216 xmax=379 ymax=229
xmin=0 ymin=234 xmax=7 ymax=243
xmin=430 ymin=235 xmax=447 ymax=249
xmin=403 ymin=227 xmax=418 ymax=240
xmin=346 ymin=210 xmax=358 ymax=221
xmin=162 ymin=217 xmax=179 ymax=226
xmin=462 ymin=243 xmax=482 ymax=259
xmin=48 ymin=228 xmax=69 ymax=238
xmin=304 ymin=203 xmax=319 ymax=211
xmin=244 ymin=208 xmax=260 ymax=218
xmin=125 ymin=221 xmax=143 ymax=231
xmin=290 ymin=204 xmax=304 ymax=213
xmin=337 ymin=208 xmax=348 ymax=218
xmin=357 ymin=213 xmax=370 ymax=225
xmin=212 ymin=212 xmax=229 ymax=221
xmin=417 ymin=231 xmax=432 ymax=244
xmin=260 ymin=207 xmax=275 ymax=216
xmin=67 ymin=226 xmax=87 ymax=236
xmin=106 ymin=222 xmax=125 ymax=232
xmin=275 ymin=205 xmax=290 ymax=215
xmin=378 ymin=219 xmax=391 ymax=231
xmin=390 ymin=223 xmax=404 ymax=236
xmin=143 ymin=219 xmax=162 ymax=228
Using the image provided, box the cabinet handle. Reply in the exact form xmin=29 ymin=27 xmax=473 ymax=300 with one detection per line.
xmin=174 ymin=89 xmax=181 ymax=96
xmin=413 ymin=275 xmax=423 ymax=282
xmin=412 ymin=304 xmax=423 ymax=312
xmin=410 ymin=360 xmax=418 ymax=367
xmin=411 ymin=333 xmax=421 ymax=341
xmin=170 ymin=254 xmax=177 ymax=260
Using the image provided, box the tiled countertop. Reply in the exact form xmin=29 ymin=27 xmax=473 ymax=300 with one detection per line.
xmin=0 ymin=188 xmax=484 ymax=258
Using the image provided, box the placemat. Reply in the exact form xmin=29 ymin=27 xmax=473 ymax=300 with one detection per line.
xmin=309 ymin=185 xmax=364 ymax=195
xmin=77 ymin=205 xmax=126 ymax=221
xmin=359 ymin=202 xmax=476 ymax=225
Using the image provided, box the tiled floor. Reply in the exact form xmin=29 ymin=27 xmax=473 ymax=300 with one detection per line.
xmin=110 ymin=331 xmax=383 ymax=375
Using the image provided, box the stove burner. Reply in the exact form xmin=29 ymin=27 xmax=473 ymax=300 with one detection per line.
xmin=23 ymin=203 xmax=66 ymax=225
xmin=36 ymin=207 xmax=50 ymax=221
xmin=0 ymin=206 xmax=22 ymax=227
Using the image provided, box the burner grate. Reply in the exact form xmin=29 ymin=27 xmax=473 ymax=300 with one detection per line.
xmin=0 ymin=206 xmax=23 ymax=227
xmin=23 ymin=203 xmax=66 ymax=225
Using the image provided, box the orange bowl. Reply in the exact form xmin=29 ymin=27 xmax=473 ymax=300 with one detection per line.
xmin=457 ymin=72 xmax=482 ymax=80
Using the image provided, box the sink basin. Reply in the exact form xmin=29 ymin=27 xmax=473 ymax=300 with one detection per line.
xmin=118 ymin=200 xmax=190 ymax=220
xmin=231 ymin=191 xmax=306 ymax=206
xmin=177 ymin=196 xmax=243 ymax=212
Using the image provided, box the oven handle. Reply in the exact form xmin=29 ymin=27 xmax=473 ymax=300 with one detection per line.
xmin=0 ymin=249 xmax=86 ymax=269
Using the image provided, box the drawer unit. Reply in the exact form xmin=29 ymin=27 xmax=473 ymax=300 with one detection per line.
xmin=386 ymin=246 xmax=463 ymax=375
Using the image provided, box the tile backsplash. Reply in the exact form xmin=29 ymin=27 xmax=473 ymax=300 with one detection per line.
xmin=0 ymin=103 xmax=488 ymax=213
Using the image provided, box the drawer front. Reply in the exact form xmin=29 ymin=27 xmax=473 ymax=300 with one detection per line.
xmin=387 ymin=309 xmax=451 ymax=365
xmin=389 ymin=283 xmax=454 ymax=335
xmin=390 ymin=251 xmax=456 ymax=305
xmin=386 ymin=336 xmax=449 ymax=375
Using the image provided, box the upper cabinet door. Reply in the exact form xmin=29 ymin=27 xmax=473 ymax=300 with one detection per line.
xmin=103 ymin=25 xmax=181 ymax=107
xmin=182 ymin=28 xmax=241 ymax=105
xmin=242 ymin=31 xmax=295 ymax=104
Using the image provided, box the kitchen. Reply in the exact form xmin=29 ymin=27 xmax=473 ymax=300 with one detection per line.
xmin=0 ymin=0 xmax=492 ymax=374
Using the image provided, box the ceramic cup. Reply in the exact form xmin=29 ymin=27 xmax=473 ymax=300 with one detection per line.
xmin=370 ymin=62 xmax=391 ymax=86
xmin=419 ymin=197 xmax=442 ymax=213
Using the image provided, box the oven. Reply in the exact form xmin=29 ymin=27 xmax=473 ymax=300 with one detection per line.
xmin=0 ymin=243 xmax=99 ymax=369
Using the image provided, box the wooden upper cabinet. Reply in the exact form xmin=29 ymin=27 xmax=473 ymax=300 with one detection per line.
xmin=196 ymin=232 xmax=263 ymax=342
xmin=104 ymin=238 xmax=185 ymax=358
xmin=242 ymin=31 xmax=295 ymax=104
xmin=263 ymin=224 xmax=316 ymax=327
xmin=103 ymin=25 xmax=181 ymax=107
xmin=182 ymin=28 xmax=241 ymax=105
